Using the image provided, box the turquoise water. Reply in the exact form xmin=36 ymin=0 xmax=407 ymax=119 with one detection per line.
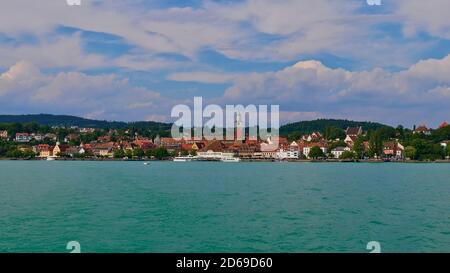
xmin=0 ymin=161 xmax=449 ymax=253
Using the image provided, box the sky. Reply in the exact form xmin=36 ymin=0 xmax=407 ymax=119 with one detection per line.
xmin=0 ymin=0 xmax=449 ymax=128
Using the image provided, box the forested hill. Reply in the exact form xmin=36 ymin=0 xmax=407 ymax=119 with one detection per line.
xmin=0 ymin=114 xmax=391 ymax=135
xmin=280 ymin=119 xmax=392 ymax=135
xmin=0 ymin=114 xmax=171 ymax=131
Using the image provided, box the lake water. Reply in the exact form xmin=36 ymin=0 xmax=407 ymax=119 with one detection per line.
xmin=0 ymin=161 xmax=449 ymax=253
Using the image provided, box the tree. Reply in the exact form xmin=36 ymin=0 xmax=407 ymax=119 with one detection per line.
xmin=133 ymin=148 xmax=145 ymax=158
xmin=339 ymin=151 xmax=356 ymax=160
xmin=368 ymin=130 xmax=382 ymax=158
xmin=404 ymin=146 xmax=416 ymax=160
xmin=154 ymin=147 xmax=170 ymax=160
xmin=328 ymin=140 xmax=347 ymax=151
xmin=446 ymin=145 xmax=450 ymax=158
xmin=353 ymin=136 xmax=365 ymax=159
xmin=308 ymin=146 xmax=325 ymax=159
xmin=113 ymin=149 xmax=125 ymax=159
xmin=145 ymin=149 xmax=153 ymax=158
xmin=125 ymin=149 xmax=133 ymax=159
xmin=325 ymin=126 xmax=345 ymax=140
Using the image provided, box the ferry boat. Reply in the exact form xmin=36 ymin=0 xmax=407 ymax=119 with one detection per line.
xmin=221 ymin=157 xmax=241 ymax=162
xmin=173 ymin=155 xmax=196 ymax=162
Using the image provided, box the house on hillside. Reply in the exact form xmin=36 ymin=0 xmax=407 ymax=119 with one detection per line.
xmin=414 ymin=125 xmax=431 ymax=135
xmin=439 ymin=122 xmax=449 ymax=129
xmin=15 ymin=133 xmax=32 ymax=143
xmin=302 ymin=132 xmax=323 ymax=142
xmin=345 ymin=127 xmax=363 ymax=137
xmin=0 ymin=130 xmax=8 ymax=140
xmin=344 ymin=135 xmax=358 ymax=148
xmin=31 ymin=133 xmax=45 ymax=141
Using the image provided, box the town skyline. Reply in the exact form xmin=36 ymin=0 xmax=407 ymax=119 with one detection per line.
xmin=1 ymin=1 xmax=450 ymax=127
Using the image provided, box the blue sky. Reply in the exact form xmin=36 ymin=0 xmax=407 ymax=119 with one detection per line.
xmin=0 ymin=0 xmax=449 ymax=127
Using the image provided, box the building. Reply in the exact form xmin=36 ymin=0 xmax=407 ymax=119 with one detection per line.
xmin=180 ymin=142 xmax=205 ymax=152
xmin=91 ymin=142 xmax=116 ymax=157
xmin=15 ymin=133 xmax=32 ymax=142
xmin=65 ymin=146 xmax=83 ymax=157
xmin=331 ymin=147 xmax=351 ymax=158
xmin=45 ymin=133 xmax=57 ymax=141
xmin=79 ymin=128 xmax=96 ymax=133
xmin=345 ymin=127 xmax=363 ymax=137
xmin=32 ymin=134 xmax=45 ymax=141
xmin=414 ymin=125 xmax=431 ymax=135
xmin=133 ymin=138 xmax=154 ymax=150
xmin=344 ymin=135 xmax=358 ymax=148
xmin=276 ymin=148 xmax=299 ymax=159
xmin=64 ymin=134 xmax=79 ymax=143
xmin=382 ymin=141 xmax=405 ymax=158
xmin=53 ymin=143 xmax=70 ymax=157
xmin=439 ymin=122 xmax=449 ymax=129
xmin=302 ymin=142 xmax=328 ymax=158
xmin=0 ymin=130 xmax=8 ymax=140
xmin=197 ymin=140 xmax=236 ymax=160
xmin=302 ymin=132 xmax=323 ymax=142
xmin=33 ymin=144 xmax=52 ymax=157
xmin=236 ymin=143 xmax=258 ymax=158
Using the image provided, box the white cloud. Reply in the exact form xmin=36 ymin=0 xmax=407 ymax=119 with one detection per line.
xmin=219 ymin=55 xmax=450 ymax=126
xmin=0 ymin=61 xmax=175 ymax=121
xmin=396 ymin=0 xmax=450 ymax=39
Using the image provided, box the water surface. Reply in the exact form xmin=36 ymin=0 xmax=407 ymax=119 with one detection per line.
xmin=0 ymin=161 xmax=448 ymax=252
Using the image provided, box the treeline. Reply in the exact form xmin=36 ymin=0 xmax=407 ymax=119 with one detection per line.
xmin=349 ymin=126 xmax=450 ymax=160
xmin=0 ymin=114 xmax=172 ymax=131
xmin=281 ymin=119 xmax=390 ymax=137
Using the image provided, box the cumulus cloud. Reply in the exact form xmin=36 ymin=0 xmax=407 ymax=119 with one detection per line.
xmin=0 ymin=0 xmax=431 ymax=68
xmin=219 ymin=55 xmax=450 ymax=126
xmin=0 ymin=61 xmax=176 ymax=121
xmin=395 ymin=0 xmax=450 ymax=39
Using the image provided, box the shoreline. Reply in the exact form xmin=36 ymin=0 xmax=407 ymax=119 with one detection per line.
xmin=1 ymin=157 xmax=450 ymax=163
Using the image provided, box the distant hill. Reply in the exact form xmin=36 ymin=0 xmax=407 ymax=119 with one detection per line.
xmin=280 ymin=119 xmax=392 ymax=135
xmin=0 ymin=114 xmax=391 ymax=136
xmin=0 ymin=114 xmax=171 ymax=130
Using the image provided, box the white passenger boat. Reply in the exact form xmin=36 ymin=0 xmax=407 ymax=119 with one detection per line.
xmin=173 ymin=155 xmax=196 ymax=162
xmin=220 ymin=157 xmax=241 ymax=162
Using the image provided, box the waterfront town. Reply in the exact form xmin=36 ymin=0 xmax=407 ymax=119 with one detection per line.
xmin=0 ymin=120 xmax=449 ymax=162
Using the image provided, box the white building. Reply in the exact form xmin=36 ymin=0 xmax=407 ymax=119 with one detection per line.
xmin=15 ymin=133 xmax=32 ymax=142
xmin=276 ymin=149 xmax=299 ymax=159
xmin=303 ymin=144 xmax=328 ymax=158
xmin=331 ymin=147 xmax=351 ymax=158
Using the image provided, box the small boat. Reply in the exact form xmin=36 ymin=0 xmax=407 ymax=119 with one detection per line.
xmin=46 ymin=157 xmax=56 ymax=161
xmin=143 ymin=162 xmax=150 ymax=165
xmin=221 ymin=157 xmax=241 ymax=162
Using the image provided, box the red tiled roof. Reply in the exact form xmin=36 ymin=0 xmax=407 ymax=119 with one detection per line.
xmin=346 ymin=127 xmax=362 ymax=136
xmin=415 ymin=125 xmax=429 ymax=132
xmin=439 ymin=122 xmax=449 ymax=129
